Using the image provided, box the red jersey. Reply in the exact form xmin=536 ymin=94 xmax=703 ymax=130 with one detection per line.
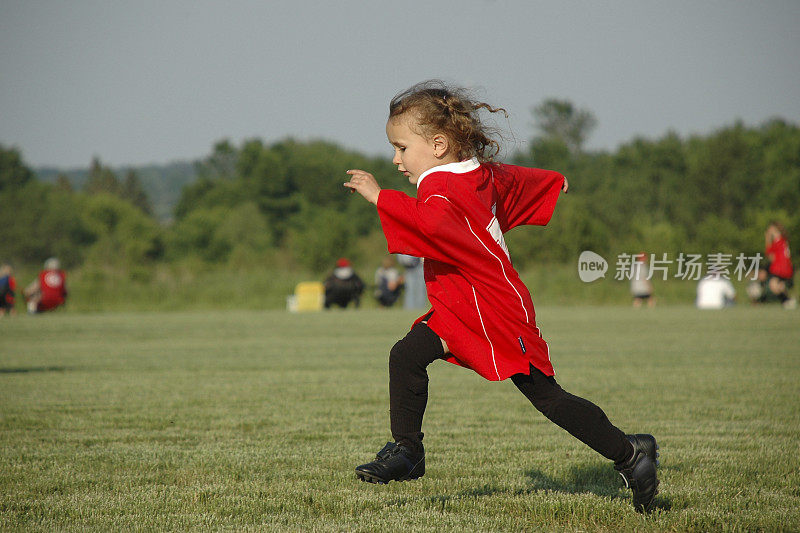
xmin=766 ymin=236 xmax=793 ymax=279
xmin=39 ymin=269 xmax=67 ymax=310
xmin=377 ymin=159 xmax=564 ymax=381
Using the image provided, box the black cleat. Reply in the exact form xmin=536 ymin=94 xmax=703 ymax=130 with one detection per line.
xmin=628 ymin=433 xmax=659 ymax=467
xmin=355 ymin=442 xmax=425 ymax=484
xmin=615 ymin=434 xmax=659 ymax=513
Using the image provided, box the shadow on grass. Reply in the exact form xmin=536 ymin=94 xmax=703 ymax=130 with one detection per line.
xmin=0 ymin=366 xmax=72 ymax=374
xmin=524 ymin=462 xmax=620 ymax=496
xmin=419 ymin=462 xmax=671 ymax=513
xmin=524 ymin=463 xmax=672 ymax=512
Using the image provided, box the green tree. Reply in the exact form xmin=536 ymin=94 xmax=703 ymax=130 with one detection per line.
xmin=0 ymin=144 xmax=34 ymax=191
xmin=0 ymin=181 xmax=95 ymax=265
xmin=173 ymin=177 xmax=216 ymax=220
xmin=55 ymin=173 xmax=73 ymax=192
xmin=239 ymin=140 xmax=298 ymax=241
xmin=288 ymin=205 xmax=356 ymax=272
xmin=167 ymin=206 xmax=231 ymax=261
xmin=195 ymin=139 xmax=237 ymax=181
xmin=757 ymin=119 xmax=800 ymax=213
xmin=80 ymin=193 xmax=164 ymax=265
xmin=85 ymin=157 xmax=120 ymax=195
xmin=121 ymin=169 xmax=152 ymax=215
xmin=532 ymin=99 xmax=597 ymax=154
xmin=515 ymin=136 xmax=571 ymax=170
xmin=172 ymin=138 xmax=399 ymax=265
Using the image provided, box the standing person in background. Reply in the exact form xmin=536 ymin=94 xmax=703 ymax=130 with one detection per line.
xmin=0 ymin=264 xmax=17 ymax=317
xmin=764 ymin=222 xmax=795 ymax=308
xmin=374 ymin=256 xmax=404 ymax=308
xmin=397 ymin=254 xmax=426 ymax=309
xmin=24 ymin=257 xmax=68 ymax=313
xmin=630 ymin=253 xmax=654 ymax=308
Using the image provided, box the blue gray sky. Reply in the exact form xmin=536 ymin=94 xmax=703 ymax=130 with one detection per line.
xmin=1 ymin=1 xmax=798 ymax=168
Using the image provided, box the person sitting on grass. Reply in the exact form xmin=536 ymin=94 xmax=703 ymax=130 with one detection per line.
xmin=696 ymin=273 xmax=736 ymax=309
xmin=0 ymin=263 xmax=17 ymax=317
xmin=764 ymin=221 xmax=796 ymax=309
xmin=24 ymin=257 xmax=67 ymax=314
xmin=323 ymin=258 xmax=364 ymax=309
xmin=344 ymin=80 xmax=659 ymax=513
xmin=374 ymin=256 xmax=404 ymax=308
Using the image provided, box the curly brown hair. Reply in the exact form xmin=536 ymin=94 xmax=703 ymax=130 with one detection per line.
xmin=388 ymin=80 xmax=507 ymax=163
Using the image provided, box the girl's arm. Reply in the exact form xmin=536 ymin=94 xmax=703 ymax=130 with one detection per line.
xmin=343 ymin=168 xmax=452 ymax=261
xmin=495 ymin=166 xmax=566 ymax=231
xmin=377 ymin=190 xmax=490 ymax=266
xmin=345 ymin=169 xmax=493 ymax=266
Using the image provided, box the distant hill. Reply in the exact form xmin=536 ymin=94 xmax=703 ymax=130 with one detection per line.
xmin=35 ymin=161 xmax=198 ymax=222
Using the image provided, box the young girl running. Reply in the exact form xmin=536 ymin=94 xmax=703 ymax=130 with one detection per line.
xmin=344 ymin=80 xmax=659 ymax=512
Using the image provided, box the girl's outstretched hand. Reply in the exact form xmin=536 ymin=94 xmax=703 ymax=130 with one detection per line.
xmin=562 ymin=176 xmax=569 ymax=194
xmin=344 ymin=169 xmax=381 ymax=205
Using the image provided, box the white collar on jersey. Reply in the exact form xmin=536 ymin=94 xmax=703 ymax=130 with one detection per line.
xmin=416 ymin=158 xmax=480 ymax=189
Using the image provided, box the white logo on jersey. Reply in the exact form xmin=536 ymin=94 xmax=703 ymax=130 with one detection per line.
xmin=486 ymin=204 xmax=510 ymax=260
xmin=44 ymin=272 xmax=62 ymax=288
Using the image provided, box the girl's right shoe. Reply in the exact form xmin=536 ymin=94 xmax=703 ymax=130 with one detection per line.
xmin=628 ymin=433 xmax=659 ymax=466
xmin=355 ymin=442 xmax=425 ymax=484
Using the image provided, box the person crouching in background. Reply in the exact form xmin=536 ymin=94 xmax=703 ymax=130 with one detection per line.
xmin=764 ymin=221 xmax=795 ymax=308
xmin=374 ymin=256 xmax=404 ymax=308
xmin=324 ymin=258 xmax=365 ymax=309
xmin=24 ymin=257 xmax=68 ymax=314
xmin=0 ymin=264 xmax=17 ymax=317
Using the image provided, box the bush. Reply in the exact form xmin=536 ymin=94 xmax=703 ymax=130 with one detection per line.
xmin=0 ymin=182 xmax=95 ymax=266
xmin=287 ymin=206 xmax=357 ymax=272
xmin=80 ymin=193 xmax=164 ymax=266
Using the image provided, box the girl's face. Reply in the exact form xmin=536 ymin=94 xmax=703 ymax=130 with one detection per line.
xmin=385 ymin=114 xmax=452 ymax=185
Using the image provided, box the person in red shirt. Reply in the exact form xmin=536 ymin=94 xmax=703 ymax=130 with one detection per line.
xmin=24 ymin=257 xmax=68 ymax=313
xmin=344 ymin=80 xmax=659 ymax=512
xmin=765 ymin=222 xmax=795 ymax=306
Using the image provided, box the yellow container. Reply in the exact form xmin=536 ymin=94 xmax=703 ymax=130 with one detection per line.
xmin=287 ymin=281 xmax=324 ymax=312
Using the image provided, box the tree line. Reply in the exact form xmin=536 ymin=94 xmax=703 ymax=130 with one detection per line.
xmin=1 ymin=100 xmax=798 ymax=275
xmin=507 ymin=103 xmax=798 ymax=268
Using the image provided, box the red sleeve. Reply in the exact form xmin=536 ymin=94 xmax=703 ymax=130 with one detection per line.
xmin=376 ymin=189 xmax=474 ymax=265
xmin=494 ymin=165 xmax=564 ymax=231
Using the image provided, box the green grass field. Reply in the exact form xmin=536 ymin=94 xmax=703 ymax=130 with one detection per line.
xmin=1 ymin=306 xmax=798 ymax=531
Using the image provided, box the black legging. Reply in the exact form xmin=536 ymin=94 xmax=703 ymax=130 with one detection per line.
xmin=388 ymin=323 xmax=631 ymax=463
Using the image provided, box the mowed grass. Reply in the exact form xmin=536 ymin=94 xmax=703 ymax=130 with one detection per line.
xmin=1 ymin=306 xmax=798 ymax=531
